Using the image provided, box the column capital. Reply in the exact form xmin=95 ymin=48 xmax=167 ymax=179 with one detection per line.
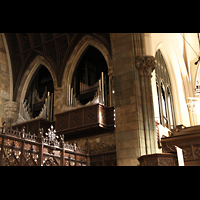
xmin=186 ymin=97 xmax=199 ymax=112
xmin=135 ymin=55 xmax=156 ymax=75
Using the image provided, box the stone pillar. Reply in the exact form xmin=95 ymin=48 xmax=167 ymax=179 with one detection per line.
xmin=111 ymin=33 xmax=157 ymax=166
xmin=186 ymin=98 xmax=199 ymax=126
xmin=4 ymin=101 xmax=18 ymax=127
xmin=135 ymin=55 xmax=157 ymax=154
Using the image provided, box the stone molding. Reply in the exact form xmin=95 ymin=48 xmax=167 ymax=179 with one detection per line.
xmin=135 ymin=55 xmax=156 ymax=75
xmin=4 ymin=101 xmax=18 ymax=119
xmin=108 ymin=66 xmax=114 ymax=77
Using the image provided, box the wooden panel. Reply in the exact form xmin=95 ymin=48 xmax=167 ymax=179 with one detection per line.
xmin=84 ymin=105 xmax=97 ymax=126
xmin=55 ymin=104 xmax=114 ymax=140
xmin=11 ymin=119 xmax=55 ymax=136
xmin=56 ymin=112 xmax=69 ymax=132
xmin=70 ymin=109 xmax=83 ymax=129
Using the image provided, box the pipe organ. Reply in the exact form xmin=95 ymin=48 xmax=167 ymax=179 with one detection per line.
xmin=68 ymin=72 xmax=110 ymax=108
xmin=15 ymin=90 xmax=54 ymax=125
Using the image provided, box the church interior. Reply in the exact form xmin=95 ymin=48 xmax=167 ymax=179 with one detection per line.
xmin=0 ymin=33 xmax=200 ymax=166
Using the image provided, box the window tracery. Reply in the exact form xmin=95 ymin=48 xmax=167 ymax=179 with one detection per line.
xmin=154 ymin=50 xmax=176 ymax=130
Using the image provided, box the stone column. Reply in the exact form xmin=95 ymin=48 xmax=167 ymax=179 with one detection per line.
xmin=135 ymin=55 xmax=157 ymax=154
xmin=186 ymin=98 xmax=199 ymax=126
xmin=111 ymin=33 xmax=158 ymax=166
xmin=4 ymin=100 xmax=18 ymax=127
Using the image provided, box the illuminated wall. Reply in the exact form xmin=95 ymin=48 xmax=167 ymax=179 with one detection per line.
xmin=149 ymin=33 xmax=200 ymax=128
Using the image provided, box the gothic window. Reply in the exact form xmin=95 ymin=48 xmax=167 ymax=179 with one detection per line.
xmin=154 ymin=50 xmax=176 ymax=129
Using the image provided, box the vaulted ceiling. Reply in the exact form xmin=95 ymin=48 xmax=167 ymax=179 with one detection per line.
xmin=4 ymin=33 xmax=111 ymax=100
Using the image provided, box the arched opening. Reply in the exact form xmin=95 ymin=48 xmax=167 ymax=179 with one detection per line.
xmin=23 ymin=64 xmax=54 ymax=120
xmin=152 ymin=49 xmax=176 ymax=130
xmin=71 ymin=46 xmax=109 ymax=106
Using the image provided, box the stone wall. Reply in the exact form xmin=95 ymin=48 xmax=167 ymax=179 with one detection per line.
xmin=0 ymin=34 xmax=10 ymax=126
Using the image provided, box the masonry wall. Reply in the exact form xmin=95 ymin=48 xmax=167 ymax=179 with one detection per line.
xmin=0 ymin=34 xmax=10 ymax=126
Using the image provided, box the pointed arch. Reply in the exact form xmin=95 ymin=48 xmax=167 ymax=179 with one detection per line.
xmin=1 ymin=33 xmax=13 ymax=101
xmin=16 ymin=55 xmax=58 ymax=112
xmin=61 ymin=34 xmax=112 ymax=105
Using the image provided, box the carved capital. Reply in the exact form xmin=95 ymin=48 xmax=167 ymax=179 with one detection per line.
xmin=4 ymin=101 xmax=18 ymax=119
xmin=135 ymin=56 xmax=156 ymax=75
xmin=186 ymin=98 xmax=199 ymax=112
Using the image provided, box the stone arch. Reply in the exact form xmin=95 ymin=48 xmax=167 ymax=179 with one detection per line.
xmin=1 ymin=33 xmax=13 ymax=101
xmin=16 ymin=55 xmax=58 ymax=112
xmin=61 ymin=34 xmax=113 ymax=106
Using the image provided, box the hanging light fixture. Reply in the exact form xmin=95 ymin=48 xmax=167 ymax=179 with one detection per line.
xmin=180 ymin=33 xmax=200 ymax=65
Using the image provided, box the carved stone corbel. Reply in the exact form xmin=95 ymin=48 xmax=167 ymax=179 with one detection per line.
xmin=4 ymin=101 xmax=18 ymax=119
xmin=135 ymin=55 xmax=156 ymax=76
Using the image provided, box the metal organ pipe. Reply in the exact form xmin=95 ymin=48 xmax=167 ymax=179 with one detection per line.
xmin=101 ymin=72 xmax=105 ymax=105
xmin=47 ymin=92 xmax=50 ymax=121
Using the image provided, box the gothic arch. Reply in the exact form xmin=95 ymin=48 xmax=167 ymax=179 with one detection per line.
xmin=16 ymin=55 xmax=58 ymax=112
xmin=61 ymin=34 xmax=113 ymax=106
xmin=1 ymin=33 xmax=13 ymax=101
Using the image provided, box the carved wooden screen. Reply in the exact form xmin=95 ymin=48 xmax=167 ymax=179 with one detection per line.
xmin=0 ymin=122 xmax=116 ymax=166
xmin=0 ymin=123 xmax=87 ymax=166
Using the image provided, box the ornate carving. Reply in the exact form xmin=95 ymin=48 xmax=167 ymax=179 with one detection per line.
xmin=44 ymin=125 xmax=59 ymax=146
xmin=158 ymin=158 xmax=173 ymax=166
xmin=4 ymin=101 xmax=18 ymax=119
xmin=87 ymin=112 xmax=94 ymax=121
xmin=59 ymin=119 xmax=66 ymax=127
xmin=186 ymin=98 xmax=198 ymax=112
xmin=194 ymin=145 xmax=200 ymax=158
xmin=182 ymin=146 xmax=193 ymax=160
xmin=135 ymin=56 xmax=156 ymax=75
xmin=43 ymin=156 xmax=59 ymax=166
xmin=73 ymin=116 xmax=80 ymax=124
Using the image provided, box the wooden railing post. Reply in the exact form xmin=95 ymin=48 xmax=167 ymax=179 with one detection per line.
xmin=38 ymin=128 xmax=44 ymax=166
xmin=20 ymin=126 xmax=25 ymax=166
xmin=0 ymin=122 xmax=6 ymax=166
xmin=85 ymin=138 xmax=90 ymax=166
xmin=0 ymin=136 xmax=4 ymax=166
xmin=60 ymin=134 xmax=65 ymax=166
